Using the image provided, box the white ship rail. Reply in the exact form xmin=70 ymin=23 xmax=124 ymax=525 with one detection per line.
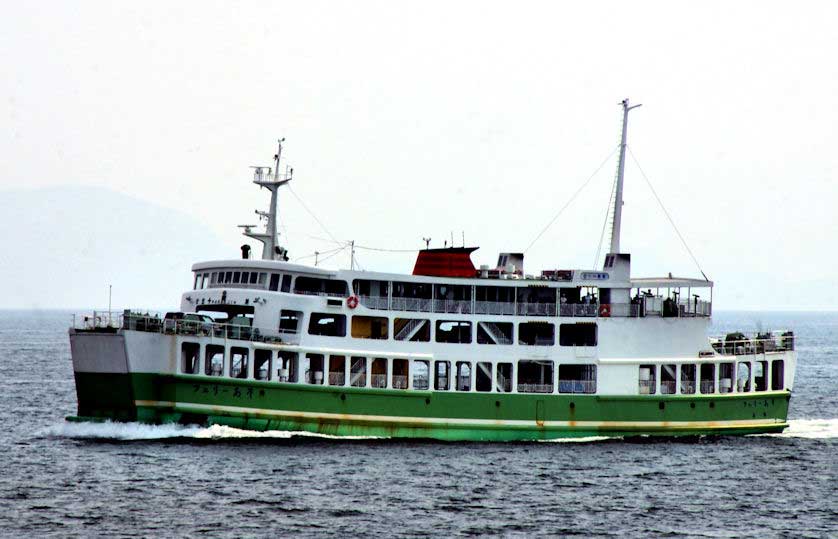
xmin=357 ymin=295 xmax=707 ymax=319
xmin=709 ymin=332 xmax=795 ymax=355
xmin=72 ymin=311 xmax=296 ymax=345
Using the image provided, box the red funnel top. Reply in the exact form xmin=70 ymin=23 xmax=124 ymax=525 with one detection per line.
xmin=412 ymin=247 xmax=478 ymax=278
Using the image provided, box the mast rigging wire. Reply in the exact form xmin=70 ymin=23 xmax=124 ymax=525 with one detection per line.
xmin=523 ymin=145 xmax=620 ymax=253
xmin=627 ymin=146 xmax=709 ymax=281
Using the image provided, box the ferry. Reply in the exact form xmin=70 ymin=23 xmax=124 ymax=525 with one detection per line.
xmin=68 ymin=101 xmax=796 ymax=440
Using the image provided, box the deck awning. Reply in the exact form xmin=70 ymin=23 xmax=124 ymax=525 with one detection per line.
xmin=631 ymin=277 xmax=713 ymax=289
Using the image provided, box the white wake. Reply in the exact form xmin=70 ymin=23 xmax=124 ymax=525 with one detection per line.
xmin=41 ymin=418 xmax=838 ymax=442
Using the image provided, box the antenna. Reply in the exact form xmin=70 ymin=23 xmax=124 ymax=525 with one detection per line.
xmin=609 ymin=98 xmax=642 ymax=254
xmin=422 ymin=237 xmax=431 ymax=249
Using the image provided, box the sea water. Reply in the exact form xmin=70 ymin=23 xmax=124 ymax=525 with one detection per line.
xmin=0 ymin=310 xmax=834 ymax=537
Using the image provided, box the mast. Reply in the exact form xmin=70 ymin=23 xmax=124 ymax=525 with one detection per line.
xmin=609 ymin=98 xmax=641 ymax=254
xmin=241 ymin=138 xmax=292 ymax=261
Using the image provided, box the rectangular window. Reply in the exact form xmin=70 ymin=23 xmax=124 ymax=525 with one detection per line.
xmin=181 ymin=342 xmax=200 ymax=374
xmin=700 ymin=363 xmax=715 ymax=394
xmin=519 ymin=322 xmax=555 ymax=346
xmin=202 ymin=273 xmax=210 ymax=289
xmin=224 ymin=271 xmax=233 ymax=284
xmin=193 ymin=273 xmax=200 ymax=290
xmin=257 ymin=272 xmax=267 ymax=286
xmin=771 ymin=360 xmax=784 ymax=390
xmin=394 ymin=318 xmax=430 ymax=342
xmin=639 ymin=364 xmax=656 ymax=394
xmin=476 ymin=322 xmax=513 ymax=345
xmin=254 ymin=349 xmax=271 ymax=381
xmin=660 ymin=364 xmax=677 ymax=394
xmin=434 ymin=361 xmax=450 ymax=390
xmin=496 ymin=362 xmax=513 ymax=392
xmin=277 ymin=351 xmax=298 ymax=382
xmin=210 ymin=272 xmax=219 ymax=285
xmin=230 ymin=347 xmax=249 ymax=379
xmin=241 ymin=272 xmax=249 ymax=285
xmin=281 ymin=274 xmax=292 ymax=292
xmin=371 ymin=358 xmax=388 ymax=388
xmin=308 ymin=313 xmax=347 ymax=337
xmin=205 ymin=345 xmax=224 ymax=376
xmin=233 ymin=271 xmax=241 ymax=284
xmin=517 ymin=360 xmax=554 ymax=393
xmin=559 ymin=323 xmax=597 ymax=346
xmin=249 ymin=272 xmax=258 ymax=285
xmin=328 ymin=355 xmax=346 ymax=386
xmin=413 ymin=360 xmax=430 ymax=390
xmin=754 ymin=361 xmax=768 ymax=392
xmin=269 ymin=273 xmax=280 ymax=291
xmin=294 ymin=276 xmax=348 ymax=297
xmin=392 ymin=358 xmax=409 ymax=389
xmin=680 ymin=364 xmax=696 ymax=394
xmin=279 ymin=310 xmax=301 ymax=333
xmin=558 ymin=364 xmax=597 ymax=394
xmin=719 ymin=362 xmax=734 ymax=393
xmin=350 ymin=356 xmax=367 ymax=387
xmin=435 ymin=320 xmax=472 ymax=344
xmin=455 ymin=361 xmax=472 ymax=391
xmin=475 ymin=362 xmax=493 ymax=392
xmin=737 ymin=361 xmax=751 ymax=392
xmin=304 ymin=353 xmax=325 ymax=384
xmin=351 ymin=315 xmax=389 ymax=340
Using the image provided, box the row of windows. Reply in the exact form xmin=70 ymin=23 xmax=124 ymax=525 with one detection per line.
xmin=293 ymin=311 xmax=597 ymax=347
xmin=193 ymin=272 xmax=344 ymax=296
xmin=180 ymin=343 xmax=597 ymax=394
xmin=639 ymin=360 xmax=785 ymax=395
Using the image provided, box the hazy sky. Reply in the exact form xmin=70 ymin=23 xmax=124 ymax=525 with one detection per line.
xmin=2 ymin=1 xmax=836 ymax=310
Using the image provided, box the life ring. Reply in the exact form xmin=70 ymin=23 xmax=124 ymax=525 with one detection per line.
xmin=346 ymin=295 xmax=359 ymax=309
xmin=598 ymin=303 xmax=611 ymax=317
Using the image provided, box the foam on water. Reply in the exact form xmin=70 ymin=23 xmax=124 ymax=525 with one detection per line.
xmin=41 ymin=418 xmax=838 ymax=442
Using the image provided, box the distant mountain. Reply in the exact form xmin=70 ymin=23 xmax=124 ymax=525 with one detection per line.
xmin=0 ymin=186 xmax=234 ymax=310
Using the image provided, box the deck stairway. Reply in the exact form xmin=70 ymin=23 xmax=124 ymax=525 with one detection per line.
xmin=478 ymin=322 xmax=512 ymax=345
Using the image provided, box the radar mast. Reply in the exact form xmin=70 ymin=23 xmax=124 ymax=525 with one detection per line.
xmin=240 ymin=138 xmax=292 ymax=261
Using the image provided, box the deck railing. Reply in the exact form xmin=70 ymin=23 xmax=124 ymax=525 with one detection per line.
xmin=517 ymin=383 xmax=554 ymax=393
xmin=557 ymin=380 xmax=597 ymax=394
xmin=709 ymin=332 xmax=795 ymax=355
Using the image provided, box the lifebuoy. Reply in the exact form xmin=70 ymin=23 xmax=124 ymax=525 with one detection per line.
xmin=346 ymin=295 xmax=359 ymax=309
xmin=598 ymin=303 xmax=611 ymax=317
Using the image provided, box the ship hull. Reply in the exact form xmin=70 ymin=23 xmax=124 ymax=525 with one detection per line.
xmin=69 ymin=370 xmax=790 ymax=441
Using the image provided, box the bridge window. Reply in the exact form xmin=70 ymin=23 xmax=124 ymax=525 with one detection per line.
xmin=455 ymin=361 xmax=472 ymax=391
xmin=436 ymin=321 xmax=472 ymax=344
xmin=700 ymin=363 xmax=715 ymax=393
xmin=771 ymin=360 xmax=784 ymax=390
xmin=351 ymin=315 xmax=389 ymax=340
xmin=277 ymin=351 xmax=298 ymax=382
xmin=559 ymin=323 xmax=597 ymax=346
xmin=304 ymin=353 xmax=325 ymax=384
xmin=496 ymin=362 xmax=513 ymax=392
xmin=519 ymin=322 xmax=555 ymax=346
xmin=254 ymin=349 xmax=271 ymax=381
xmin=328 ymin=355 xmax=346 ymax=386
xmin=294 ymin=276 xmax=348 ymax=297
xmin=476 ymin=362 xmax=493 ymax=392
xmin=394 ymin=318 xmax=430 ymax=341
xmin=279 ymin=310 xmax=301 ymax=333
xmin=230 ymin=347 xmax=248 ymax=379
xmin=737 ymin=361 xmax=751 ymax=392
xmin=558 ymin=364 xmax=597 ymax=394
xmin=754 ymin=361 xmax=768 ymax=391
xmin=350 ymin=356 xmax=367 ymax=387
xmin=413 ymin=360 xmax=430 ymax=390
xmin=517 ymin=360 xmax=554 ymax=393
xmin=269 ymin=273 xmax=280 ymax=291
xmin=181 ymin=342 xmax=200 ymax=374
xmin=434 ymin=361 xmax=451 ymax=390
xmin=392 ymin=359 xmax=409 ymax=389
xmin=660 ymin=364 xmax=677 ymax=394
xmin=205 ymin=345 xmax=224 ymax=377
xmin=719 ymin=362 xmax=734 ymax=393
xmin=680 ymin=364 xmax=696 ymax=394
xmin=281 ymin=274 xmax=292 ymax=292
xmin=477 ymin=322 xmax=513 ymax=345
xmin=639 ymin=364 xmax=656 ymax=394
xmin=371 ymin=358 xmax=388 ymax=388
xmin=308 ymin=313 xmax=346 ymax=337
